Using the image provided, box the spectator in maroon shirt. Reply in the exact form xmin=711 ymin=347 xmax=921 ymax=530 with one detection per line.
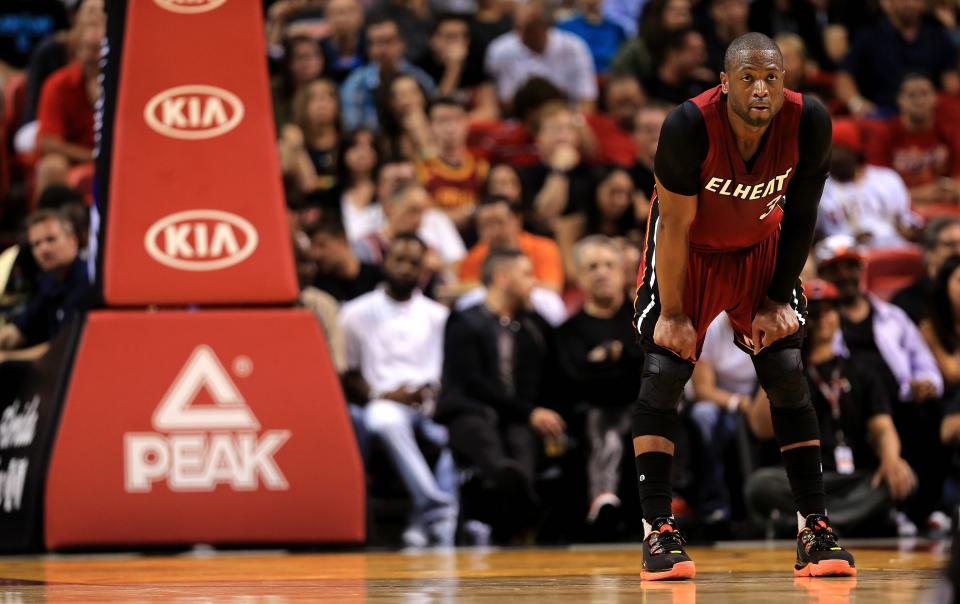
xmin=34 ymin=21 xmax=101 ymax=199
xmin=865 ymin=73 xmax=960 ymax=204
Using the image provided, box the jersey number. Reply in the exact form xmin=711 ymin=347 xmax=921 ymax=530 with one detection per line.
xmin=758 ymin=195 xmax=784 ymax=221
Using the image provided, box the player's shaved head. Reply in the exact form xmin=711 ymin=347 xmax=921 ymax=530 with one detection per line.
xmin=724 ymin=32 xmax=782 ymax=73
xmin=720 ymin=32 xmax=785 ymax=127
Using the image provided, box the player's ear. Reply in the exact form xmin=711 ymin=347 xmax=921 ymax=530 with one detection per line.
xmin=720 ymin=72 xmax=728 ymax=94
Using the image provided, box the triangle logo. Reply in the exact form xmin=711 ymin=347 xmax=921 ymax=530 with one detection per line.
xmin=152 ymin=345 xmax=259 ymax=431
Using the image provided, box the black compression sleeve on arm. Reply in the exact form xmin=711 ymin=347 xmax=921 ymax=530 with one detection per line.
xmin=654 ymin=101 xmax=708 ymax=196
xmin=767 ymin=96 xmax=832 ymax=303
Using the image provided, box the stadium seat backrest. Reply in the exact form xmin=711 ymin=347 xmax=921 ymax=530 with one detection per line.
xmin=861 ymin=247 xmax=924 ymax=301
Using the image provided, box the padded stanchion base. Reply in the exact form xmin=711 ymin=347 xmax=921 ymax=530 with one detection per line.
xmin=45 ymin=309 xmax=364 ymax=549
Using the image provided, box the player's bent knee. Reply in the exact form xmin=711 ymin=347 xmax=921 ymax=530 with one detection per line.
xmin=632 ymin=353 xmax=693 ymax=440
xmin=639 ymin=353 xmax=694 ymax=409
xmin=752 ymin=347 xmax=809 ymax=409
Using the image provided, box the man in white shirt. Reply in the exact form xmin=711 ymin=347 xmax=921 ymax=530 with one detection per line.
xmin=485 ymin=0 xmax=597 ymax=111
xmin=339 ymin=234 xmax=457 ymax=547
xmin=817 ymin=120 xmax=920 ymax=247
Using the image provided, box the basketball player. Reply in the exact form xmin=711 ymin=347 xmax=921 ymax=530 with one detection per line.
xmin=632 ymin=33 xmax=855 ymax=580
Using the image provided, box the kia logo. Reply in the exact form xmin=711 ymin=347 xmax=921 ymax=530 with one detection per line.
xmin=153 ymin=0 xmax=227 ymax=14
xmin=144 ymin=210 xmax=259 ymax=271
xmin=144 ymin=85 xmax=244 ymax=140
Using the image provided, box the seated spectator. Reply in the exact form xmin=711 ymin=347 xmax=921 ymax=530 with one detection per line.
xmin=609 ymin=0 xmax=693 ymax=81
xmin=556 ymin=236 xmax=642 ymax=534
xmin=482 ymin=162 xmax=524 ymax=207
xmin=375 ymin=72 xmax=434 ymax=160
xmin=919 ymin=253 xmax=960 ymax=469
xmin=367 ymin=0 xmax=433 ymax=66
xmin=321 ymin=0 xmax=366 ymax=83
xmin=774 ymin=33 xmax=833 ymax=101
xmin=893 ymin=217 xmax=960 ymax=324
xmin=340 ymin=234 xmax=458 ymax=548
xmin=689 ymin=314 xmax=761 ymax=527
xmin=279 ymin=79 xmax=341 ymax=197
xmin=355 ymin=181 xmax=464 ymax=290
xmin=518 ymin=102 xmax=595 ymax=231
xmin=308 ymin=216 xmax=384 ymax=302
xmin=745 ymin=278 xmax=917 ymax=536
xmin=337 ymin=129 xmax=380 ymax=242
xmin=0 ymin=210 xmax=89 ymax=362
xmin=703 ymin=0 xmax=749 ymax=76
xmin=340 ymin=16 xmax=435 ymax=132
xmin=416 ymin=13 xmax=498 ymax=119
xmin=748 ymin=0 xmax=824 ymax=67
xmin=556 ymin=0 xmax=626 ymax=75
xmin=34 ymin=21 xmax=102 ymax=198
xmin=265 ymin=0 xmax=326 ymax=60
xmin=629 ymin=102 xmax=670 ymax=201
xmin=641 ymin=27 xmax=713 ymax=106
xmin=416 ymin=97 xmax=489 ymax=232
xmin=817 ymin=237 xmax=943 ymax=405
xmin=437 ymin=248 xmax=566 ymax=543
xmin=468 ymin=0 xmax=512 ymax=80
xmin=485 ymin=0 xmax=597 ymax=113
xmin=922 ymin=251 xmax=960 ymax=386
xmin=556 ymin=166 xmax=643 ymax=278
xmin=459 ymin=196 xmax=564 ymax=293
xmin=817 ymin=120 xmax=916 ymax=247
xmin=817 ymin=237 xmax=948 ymax=530
xmin=271 ymin=36 xmax=325 ymax=130
xmin=865 ymin=74 xmax=960 ymax=205
xmin=17 ymin=0 xmax=104 ymax=153
xmin=836 ymin=0 xmax=959 ymax=116
xmin=355 ymin=160 xmax=466 ymax=270
xmin=586 ymin=75 xmax=644 ymax=167
xmin=0 ymin=185 xmax=89 ymax=315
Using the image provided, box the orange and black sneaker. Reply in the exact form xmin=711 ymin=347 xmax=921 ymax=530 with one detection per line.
xmin=641 ymin=517 xmax=696 ymax=581
xmin=794 ymin=514 xmax=856 ymax=577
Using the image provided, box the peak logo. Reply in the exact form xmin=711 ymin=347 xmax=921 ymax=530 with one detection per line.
xmin=144 ymin=210 xmax=258 ymax=271
xmin=153 ymin=0 xmax=227 ymax=13
xmin=144 ymin=85 xmax=244 ymax=140
xmin=124 ymin=346 xmax=290 ymax=493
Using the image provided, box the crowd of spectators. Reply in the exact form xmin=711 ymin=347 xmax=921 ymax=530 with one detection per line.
xmin=7 ymin=0 xmax=960 ymax=546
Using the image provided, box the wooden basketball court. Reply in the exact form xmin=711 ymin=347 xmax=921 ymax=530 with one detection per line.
xmin=0 ymin=540 xmax=948 ymax=601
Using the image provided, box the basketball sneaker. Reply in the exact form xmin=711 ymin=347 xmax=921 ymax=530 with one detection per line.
xmin=794 ymin=514 xmax=856 ymax=577
xmin=641 ymin=517 xmax=696 ymax=581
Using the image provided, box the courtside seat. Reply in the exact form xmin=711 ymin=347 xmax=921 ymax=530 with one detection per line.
xmin=860 ymin=246 xmax=924 ymax=301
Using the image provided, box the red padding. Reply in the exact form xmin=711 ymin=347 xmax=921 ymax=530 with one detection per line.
xmin=45 ymin=309 xmax=365 ymax=548
xmin=103 ymin=0 xmax=297 ymax=305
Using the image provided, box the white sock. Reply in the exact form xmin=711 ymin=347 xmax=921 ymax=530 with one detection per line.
xmin=797 ymin=512 xmax=806 ymax=533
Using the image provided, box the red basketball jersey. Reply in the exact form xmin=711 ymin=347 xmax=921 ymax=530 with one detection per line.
xmin=687 ymin=85 xmax=803 ymax=251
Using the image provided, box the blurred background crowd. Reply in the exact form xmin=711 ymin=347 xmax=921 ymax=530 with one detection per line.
xmin=4 ymin=0 xmax=960 ymax=548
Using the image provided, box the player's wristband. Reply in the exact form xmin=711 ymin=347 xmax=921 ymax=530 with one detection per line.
xmin=726 ymin=394 xmax=741 ymax=413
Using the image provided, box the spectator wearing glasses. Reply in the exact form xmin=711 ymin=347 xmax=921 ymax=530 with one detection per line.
xmin=893 ymin=217 xmax=960 ymax=325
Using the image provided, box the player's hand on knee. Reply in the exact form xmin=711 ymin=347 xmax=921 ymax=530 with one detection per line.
xmin=653 ymin=314 xmax=697 ymax=361
xmin=750 ymin=297 xmax=799 ymax=354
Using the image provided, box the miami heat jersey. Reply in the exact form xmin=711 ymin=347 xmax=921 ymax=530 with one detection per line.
xmin=685 ymin=85 xmax=803 ymax=251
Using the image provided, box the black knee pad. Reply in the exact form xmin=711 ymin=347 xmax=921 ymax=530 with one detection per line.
xmin=632 ymin=353 xmax=694 ymax=441
xmin=752 ymin=347 xmax=808 ymax=409
xmin=752 ymin=348 xmax=820 ymax=446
